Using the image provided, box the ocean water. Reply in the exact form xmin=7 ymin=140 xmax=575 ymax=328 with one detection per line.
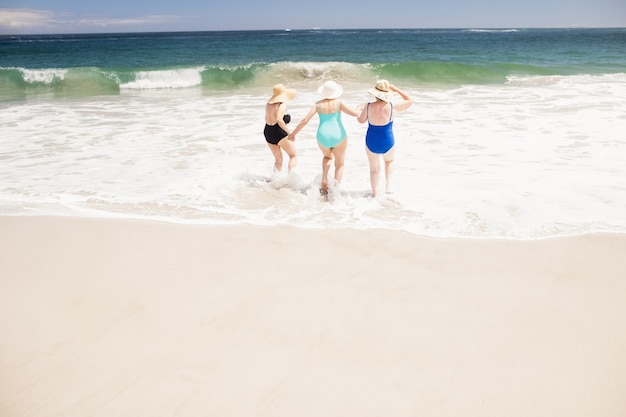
xmin=1 ymin=28 xmax=625 ymax=238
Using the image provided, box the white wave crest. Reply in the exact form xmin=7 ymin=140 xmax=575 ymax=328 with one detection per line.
xmin=120 ymin=67 xmax=204 ymax=90
xmin=506 ymin=72 xmax=626 ymax=87
xmin=467 ymin=29 xmax=519 ymax=33
xmin=20 ymin=68 xmax=67 ymax=84
xmin=262 ymin=61 xmax=373 ymax=84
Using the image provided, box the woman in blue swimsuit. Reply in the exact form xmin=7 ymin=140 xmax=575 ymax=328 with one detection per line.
xmin=357 ymin=80 xmax=413 ymax=197
xmin=290 ymin=81 xmax=360 ymax=194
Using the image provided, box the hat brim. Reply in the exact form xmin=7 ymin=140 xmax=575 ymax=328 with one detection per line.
xmin=268 ymin=89 xmax=296 ymax=104
xmin=317 ymin=84 xmax=343 ymax=99
xmin=368 ymin=88 xmax=391 ymax=102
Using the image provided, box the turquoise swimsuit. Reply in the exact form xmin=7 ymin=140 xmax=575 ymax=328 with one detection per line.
xmin=316 ymin=101 xmax=347 ymax=149
xmin=365 ymin=103 xmax=394 ymax=154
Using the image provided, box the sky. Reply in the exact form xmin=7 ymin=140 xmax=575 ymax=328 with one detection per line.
xmin=1 ymin=0 xmax=625 ymax=34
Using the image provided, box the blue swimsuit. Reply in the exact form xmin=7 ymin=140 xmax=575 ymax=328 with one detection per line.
xmin=316 ymin=101 xmax=347 ymax=149
xmin=365 ymin=103 xmax=394 ymax=154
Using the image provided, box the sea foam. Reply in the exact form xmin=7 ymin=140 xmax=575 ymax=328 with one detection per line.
xmin=20 ymin=68 xmax=67 ymax=84
xmin=120 ymin=67 xmax=205 ymax=90
xmin=2 ymin=72 xmax=625 ymax=239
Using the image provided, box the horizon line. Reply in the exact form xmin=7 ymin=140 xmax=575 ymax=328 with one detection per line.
xmin=2 ymin=26 xmax=625 ymax=37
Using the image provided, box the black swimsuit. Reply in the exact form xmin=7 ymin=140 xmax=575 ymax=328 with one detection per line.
xmin=264 ymin=102 xmax=289 ymax=145
xmin=264 ymin=123 xmax=288 ymax=145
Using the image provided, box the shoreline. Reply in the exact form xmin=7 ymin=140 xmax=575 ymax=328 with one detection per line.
xmin=1 ymin=212 xmax=623 ymax=242
xmin=2 ymin=215 xmax=626 ymax=417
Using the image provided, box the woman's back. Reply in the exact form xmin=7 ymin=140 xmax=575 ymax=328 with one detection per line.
xmin=318 ymin=99 xmax=341 ymax=114
xmin=366 ymin=100 xmax=392 ymax=126
xmin=265 ymin=102 xmax=282 ymax=125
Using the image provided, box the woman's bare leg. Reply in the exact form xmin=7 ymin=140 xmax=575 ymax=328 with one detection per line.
xmin=383 ymin=147 xmax=395 ymax=194
xmin=317 ymin=143 xmax=333 ymax=193
xmin=366 ymin=147 xmax=381 ymax=197
xmin=267 ymin=143 xmax=283 ymax=172
xmin=279 ymin=139 xmax=298 ymax=172
xmin=331 ymin=138 xmax=348 ymax=186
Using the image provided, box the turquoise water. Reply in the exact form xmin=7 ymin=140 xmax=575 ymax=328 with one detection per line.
xmin=2 ymin=28 xmax=625 ymax=99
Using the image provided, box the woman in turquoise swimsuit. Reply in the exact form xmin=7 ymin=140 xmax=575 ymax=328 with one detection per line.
xmin=290 ymin=81 xmax=360 ymax=194
xmin=357 ymin=80 xmax=413 ymax=197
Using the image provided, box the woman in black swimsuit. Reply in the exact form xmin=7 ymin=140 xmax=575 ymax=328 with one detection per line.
xmin=264 ymin=84 xmax=298 ymax=173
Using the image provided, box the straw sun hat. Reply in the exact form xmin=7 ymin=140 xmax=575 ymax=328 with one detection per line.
xmin=368 ymin=79 xmax=392 ymax=102
xmin=317 ymin=80 xmax=344 ymax=99
xmin=267 ymin=83 xmax=296 ymax=104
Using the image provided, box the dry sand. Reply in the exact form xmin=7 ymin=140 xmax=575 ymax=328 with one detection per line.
xmin=1 ymin=215 xmax=625 ymax=417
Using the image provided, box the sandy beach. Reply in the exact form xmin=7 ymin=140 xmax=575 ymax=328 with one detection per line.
xmin=1 ymin=215 xmax=625 ymax=417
